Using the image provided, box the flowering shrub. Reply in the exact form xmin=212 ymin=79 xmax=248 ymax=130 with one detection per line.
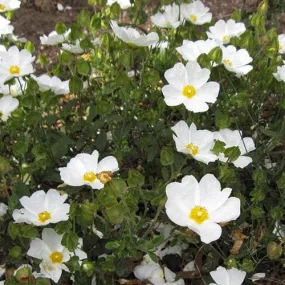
xmin=0 ymin=0 xmax=284 ymax=284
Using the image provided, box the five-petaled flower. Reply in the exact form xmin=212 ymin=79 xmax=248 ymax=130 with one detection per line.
xmin=209 ymin=266 xmax=246 ymax=285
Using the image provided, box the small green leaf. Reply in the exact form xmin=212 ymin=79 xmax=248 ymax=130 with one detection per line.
xmin=160 ymin=147 xmax=174 ymax=166
xmin=128 ymin=170 xmax=145 ymax=187
xmin=62 ymin=232 xmax=79 ymax=252
xmin=224 ymin=146 xmax=241 ymax=161
xmin=69 ymin=76 xmax=83 ymax=93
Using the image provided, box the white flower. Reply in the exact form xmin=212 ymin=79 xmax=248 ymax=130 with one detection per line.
xmin=62 ymin=40 xmax=84 ymax=54
xmin=40 ymin=29 xmax=70 ymax=46
xmin=7 ymin=33 xmax=27 ymax=43
xmin=210 ymin=266 xmax=246 ymax=285
xmin=176 ymin=39 xmax=219 ymax=62
xmin=162 ymin=61 xmax=220 ymax=113
xmin=32 ymin=74 xmax=70 ymax=95
xmin=165 ymin=174 xmax=240 ymax=244
xmin=181 ymin=1 xmax=212 ymax=25
xmin=214 ymin=129 xmax=255 ymax=168
xmin=0 ymin=203 xmax=8 ymax=217
xmin=0 ymin=95 xmax=19 ymax=121
xmin=151 ymin=4 xmax=181 ymax=29
xmin=0 ymin=46 xmax=35 ymax=83
xmin=273 ymin=64 xmax=285 ymax=82
xmin=151 ymin=41 xmax=169 ymax=53
xmin=278 ymin=34 xmax=285 ymax=54
xmin=221 ymin=45 xmax=253 ymax=77
xmin=106 ymin=0 xmax=131 ymax=9
xmin=59 ymin=150 xmax=119 ymax=190
xmin=250 ymin=273 xmax=266 ymax=282
xmin=27 ymin=228 xmax=85 ymax=283
xmin=0 ymin=15 xmax=13 ymax=36
xmin=110 ymin=20 xmax=159 ymax=47
xmin=207 ymin=19 xmax=246 ymax=44
xmin=12 ymin=189 xmax=70 ymax=226
xmin=0 ymin=78 xmax=26 ymax=96
xmin=0 ymin=0 xmax=21 ymax=12
xmin=171 ymin=121 xmax=217 ymax=164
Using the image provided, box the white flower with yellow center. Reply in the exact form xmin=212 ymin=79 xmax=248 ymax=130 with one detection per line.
xmin=151 ymin=4 xmax=181 ymax=29
xmin=0 ymin=15 xmax=14 ymax=36
xmin=207 ymin=19 xmax=246 ymax=44
xmin=59 ymin=150 xmax=119 ymax=190
xmin=221 ymin=45 xmax=253 ymax=77
xmin=176 ymin=39 xmax=219 ymax=63
xmin=40 ymin=29 xmax=71 ymax=46
xmin=110 ymin=20 xmax=159 ymax=47
xmin=62 ymin=40 xmax=84 ymax=54
xmin=0 ymin=202 xmax=8 ymax=217
xmin=278 ymin=34 xmax=285 ymax=54
xmin=0 ymin=78 xmax=26 ymax=96
xmin=210 ymin=266 xmax=246 ymax=285
xmin=273 ymin=64 xmax=285 ymax=82
xmin=180 ymin=0 xmax=212 ymax=25
xmin=0 ymin=46 xmax=35 ymax=84
xmin=213 ymin=129 xmax=255 ymax=168
xmin=32 ymin=74 xmax=70 ymax=95
xmin=107 ymin=0 xmax=131 ymax=9
xmin=162 ymin=61 xmax=220 ymax=113
xmin=0 ymin=95 xmax=19 ymax=121
xmin=12 ymin=189 xmax=70 ymax=226
xmin=172 ymin=121 xmax=217 ymax=164
xmin=165 ymin=174 xmax=240 ymax=244
xmin=0 ymin=0 xmax=20 ymax=12
xmin=27 ymin=228 xmax=86 ymax=283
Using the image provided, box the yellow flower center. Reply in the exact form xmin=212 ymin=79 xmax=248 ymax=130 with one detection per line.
xmin=189 ymin=206 xmax=209 ymax=224
xmin=186 ymin=143 xmax=199 ymax=155
xmin=97 ymin=171 xmax=113 ymax=184
xmin=10 ymin=88 xmax=15 ymax=95
xmin=190 ymin=15 xmax=197 ymax=22
xmin=83 ymin=171 xmax=97 ymax=183
xmin=223 ymin=59 xmax=233 ymax=66
xmin=0 ymin=4 xmax=5 ymax=11
xmin=38 ymin=211 xmax=51 ymax=223
xmin=9 ymin=65 xmax=21 ymax=75
xmin=81 ymin=53 xmax=92 ymax=61
xmin=182 ymin=85 xmax=196 ymax=99
xmin=223 ymin=35 xmax=229 ymax=42
xmin=50 ymin=251 xmax=63 ymax=264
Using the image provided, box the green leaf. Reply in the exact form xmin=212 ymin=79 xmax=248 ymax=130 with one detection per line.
xmin=8 ymin=245 xmax=22 ymax=259
xmin=76 ymin=59 xmax=91 ymax=76
xmin=77 ymin=9 xmax=91 ymax=27
xmin=0 ymin=156 xmax=12 ymax=174
xmin=55 ymin=221 xmax=73 ymax=234
xmin=55 ymin=22 xmax=67 ymax=34
xmin=224 ymin=146 xmax=241 ymax=161
xmin=208 ymin=46 xmax=223 ymax=64
xmin=69 ymin=76 xmax=83 ymax=93
xmin=160 ymin=147 xmax=174 ymax=166
xmin=24 ymin=41 xmax=35 ymax=53
xmin=60 ymin=50 xmax=73 ymax=66
xmin=104 ymin=203 xmax=125 ymax=224
xmin=215 ymin=110 xmax=231 ymax=129
xmin=62 ymin=232 xmax=79 ymax=252
xmin=21 ymin=225 xmax=39 ymax=239
xmin=105 ymin=241 xmax=121 ymax=250
xmin=8 ymin=223 xmax=21 ymax=240
xmin=212 ymin=140 xmax=226 ymax=155
xmin=128 ymin=170 xmax=145 ymax=187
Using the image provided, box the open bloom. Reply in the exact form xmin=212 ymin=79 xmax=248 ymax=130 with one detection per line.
xmin=165 ymin=174 xmax=240 ymax=244
xmin=0 ymin=78 xmax=26 ymax=96
xmin=207 ymin=19 xmax=246 ymax=44
xmin=59 ymin=150 xmax=119 ymax=190
xmin=110 ymin=20 xmax=159 ymax=47
xmin=214 ymin=129 xmax=255 ymax=168
xmin=0 ymin=46 xmax=35 ymax=83
xmin=27 ymin=228 xmax=86 ymax=283
xmin=62 ymin=40 xmax=84 ymax=54
xmin=0 ymin=15 xmax=13 ymax=36
xmin=278 ymin=34 xmax=285 ymax=54
xmin=162 ymin=61 xmax=220 ymax=113
xmin=107 ymin=0 xmax=131 ymax=9
xmin=32 ymin=74 xmax=70 ymax=95
xmin=0 ymin=0 xmax=20 ymax=12
xmin=151 ymin=4 xmax=181 ymax=29
xmin=210 ymin=266 xmax=246 ymax=285
xmin=0 ymin=95 xmax=19 ymax=121
xmin=176 ymin=39 xmax=219 ymax=63
xmin=172 ymin=121 xmax=217 ymax=164
xmin=40 ymin=29 xmax=70 ymax=46
xmin=181 ymin=0 xmax=212 ymax=25
xmin=12 ymin=189 xmax=70 ymax=226
xmin=273 ymin=63 xmax=285 ymax=82
xmin=221 ymin=45 xmax=253 ymax=77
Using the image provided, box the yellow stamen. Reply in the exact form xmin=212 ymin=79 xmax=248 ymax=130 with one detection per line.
xmin=81 ymin=53 xmax=92 ymax=62
xmin=186 ymin=143 xmax=199 ymax=156
xmin=0 ymin=4 xmax=5 ymax=11
xmin=182 ymin=85 xmax=196 ymax=99
xmin=9 ymin=65 xmax=20 ymax=75
xmin=97 ymin=171 xmax=113 ymax=184
xmin=190 ymin=15 xmax=197 ymax=22
xmin=50 ymin=251 xmax=63 ymax=264
xmin=223 ymin=35 xmax=229 ymax=43
xmin=189 ymin=206 xmax=209 ymax=224
xmin=223 ymin=59 xmax=233 ymax=66
xmin=38 ymin=211 xmax=51 ymax=223
xmin=83 ymin=171 xmax=97 ymax=183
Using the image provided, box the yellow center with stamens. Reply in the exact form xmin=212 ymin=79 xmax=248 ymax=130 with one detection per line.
xmin=0 ymin=4 xmax=5 ymax=11
xmin=190 ymin=15 xmax=197 ymax=22
xmin=182 ymin=85 xmax=196 ymax=99
xmin=9 ymin=65 xmax=20 ymax=75
xmin=223 ymin=59 xmax=233 ymax=66
xmin=189 ymin=206 xmax=209 ymax=224
xmin=223 ymin=35 xmax=229 ymax=42
xmin=186 ymin=143 xmax=199 ymax=155
xmin=97 ymin=171 xmax=113 ymax=184
xmin=50 ymin=251 xmax=63 ymax=264
xmin=81 ymin=53 xmax=92 ymax=61
xmin=38 ymin=211 xmax=51 ymax=223
xmin=83 ymin=171 xmax=97 ymax=183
